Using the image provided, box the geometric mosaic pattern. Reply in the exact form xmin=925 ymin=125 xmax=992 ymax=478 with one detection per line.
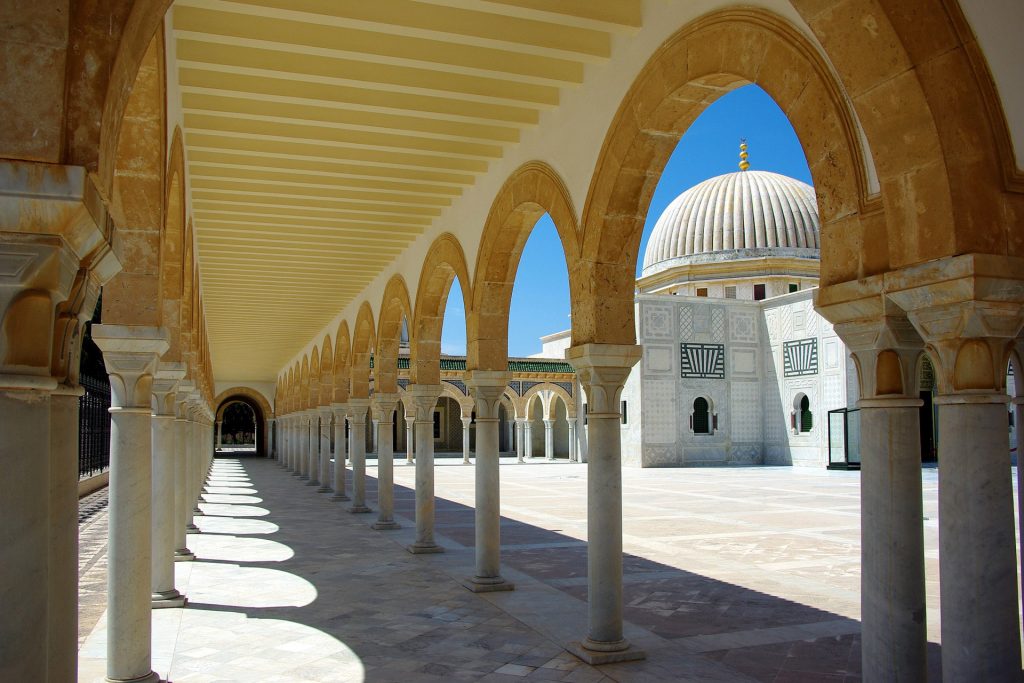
xmin=680 ymin=343 xmax=725 ymax=379
xmin=783 ymin=338 xmax=819 ymax=377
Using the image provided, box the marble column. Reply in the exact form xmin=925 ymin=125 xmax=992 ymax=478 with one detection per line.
xmin=173 ymin=391 xmax=195 ymax=561
xmin=93 ymin=324 xmax=168 ymax=683
xmin=306 ymin=410 xmax=320 ymax=486
xmin=347 ymin=399 xmax=372 ymax=513
xmin=290 ymin=415 xmax=301 ymax=475
xmin=317 ymin=406 xmax=333 ymax=492
xmin=1015 ymin=391 xmax=1024 ymax=632
xmin=407 ymin=384 xmax=444 ymax=553
xmin=267 ymin=417 xmax=276 ymax=459
xmin=371 ymin=393 xmax=401 ymax=530
xmin=464 ymin=373 xmax=514 ymax=592
xmin=298 ymin=412 xmax=310 ymax=480
xmin=151 ymin=369 xmax=186 ymax=608
xmin=215 ymin=420 xmax=222 ymax=450
xmin=48 ymin=385 xmax=82 ymax=682
xmin=543 ymin=419 xmax=555 ymax=460
xmin=568 ymin=420 xmax=578 ymax=462
xmin=405 ymin=415 xmax=415 ymax=464
xmin=462 ymin=416 xmax=472 ymax=464
xmin=565 ymin=344 xmax=645 ymax=664
xmin=371 ymin=417 xmax=379 ymax=456
xmin=183 ymin=403 xmax=200 ymax=535
xmin=835 ymin=317 xmax=927 ymax=683
xmin=188 ymin=401 xmax=205 ymax=519
xmin=892 ymin=281 xmax=1023 ymax=681
xmin=515 ymin=418 xmax=526 ymax=463
xmin=330 ymin=404 xmax=350 ymax=501
xmin=524 ymin=420 xmax=533 ymax=458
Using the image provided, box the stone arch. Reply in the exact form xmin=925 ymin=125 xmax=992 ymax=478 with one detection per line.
xmin=439 ymin=382 xmax=473 ymax=418
xmin=468 ymin=162 xmax=581 ymax=371
xmin=102 ymin=29 xmax=166 ymax=328
xmin=309 ymin=345 xmax=321 ymax=407
xmin=333 ymin=321 xmax=352 ymax=404
xmin=798 ymin=0 xmax=1023 ymax=259
xmin=577 ymin=8 xmax=897 ymax=346
xmin=180 ymin=218 xmax=195 ymax=376
xmin=523 ymin=382 xmax=576 ymax=420
xmin=503 ymin=387 xmax=526 ymax=420
xmin=160 ymin=126 xmax=186 ymax=362
xmin=299 ymin=356 xmax=310 ymax=410
xmin=410 ymin=233 xmax=471 ymax=385
xmin=319 ymin=335 xmax=334 ymax=406
xmin=98 ymin=1 xmax=175 ymax=197
xmin=377 ymin=275 xmax=413 ymax=394
xmin=213 ymin=386 xmax=273 ymax=457
xmin=351 ymin=302 xmax=376 ymax=399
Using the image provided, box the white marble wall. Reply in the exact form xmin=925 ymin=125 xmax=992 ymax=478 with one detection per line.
xmin=626 ymin=290 xmax=854 ymax=468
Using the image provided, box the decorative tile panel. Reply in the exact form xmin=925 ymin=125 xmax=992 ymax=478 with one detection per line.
xmin=731 ymin=382 xmax=761 ymax=441
xmin=783 ymin=338 xmax=818 ymax=377
xmin=711 ymin=308 xmax=726 ymax=342
xmin=644 ymin=346 xmax=673 ymax=375
xmin=731 ymin=348 xmax=758 ymax=377
xmin=680 ymin=343 xmax=725 ymax=379
xmin=643 ymin=380 xmax=676 ymax=444
xmin=642 ymin=305 xmax=673 ymax=340
xmin=730 ymin=311 xmax=757 ymax=343
xmin=679 ymin=305 xmax=694 ymax=339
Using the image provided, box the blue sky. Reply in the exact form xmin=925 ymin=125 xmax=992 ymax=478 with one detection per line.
xmin=440 ymin=84 xmax=813 ymax=358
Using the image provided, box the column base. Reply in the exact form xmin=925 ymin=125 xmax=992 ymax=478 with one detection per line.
xmin=291 ymin=471 xmax=302 ymax=477
xmin=329 ymin=493 xmax=351 ymax=502
xmin=305 ymin=479 xmax=319 ymax=486
xmin=192 ymin=507 xmax=204 ymax=516
xmin=405 ymin=460 xmax=414 ymax=465
xmin=174 ymin=549 xmax=195 ymax=562
xmin=406 ymin=542 xmax=445 ymax=554
xmin=462 ymin=576 xmax=515 ymax=593
xmin=371 ymin=520 xmax=401 ymax=530
xmin=299 ymin=475 xmax=310 ymax=481
xmin=349 ymin=504 xmax=372 ymax=514
xmin=151 ymin=589 xmax=187 ymax=609
xmin=105 ymin=671 xmax=160 ymax=683
xmin=316 ymin=485 xmax=333 ymax=493
xmin=185 ymin=524 xmax=200 ymax=535
xmin=566 ymin=639 xmax=646 ymax=665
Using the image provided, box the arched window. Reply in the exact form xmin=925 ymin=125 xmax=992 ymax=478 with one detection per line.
xmin=792 ymin=393 xmax=813 ymax=434
xmin=800 ymin=395 xmax=813 ymax=432
xmin=690 ymin=397 xmax=716 ymax=435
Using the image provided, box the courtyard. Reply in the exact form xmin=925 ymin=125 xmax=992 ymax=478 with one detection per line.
xmin=78 ymin=457 xmax=954 ymax=681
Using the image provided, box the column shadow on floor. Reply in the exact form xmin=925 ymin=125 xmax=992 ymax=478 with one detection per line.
xmin=188 ymin=457 xmax=942 ymax=682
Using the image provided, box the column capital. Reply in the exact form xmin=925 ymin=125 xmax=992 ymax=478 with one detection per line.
xmin=0 ymin=233 xmax=81 ymax=391
xmin=152 ymin=362 xmax=186 ymax=416
xmin=91 ymin=324 xmax=169 ymax=408
xmin=566 ymin=344 xmax=641 ymax=415
xmin=331 ymin=402 xmax=348 ymax=420
xmin=347 ymin=397 xmax=370 ymax=422
xmin=467 ymin=371 xmax=510 ymax=421
xmin=371 ymin=392 xmax=400 ymax=423
xmin=832 ymin=314 xmax=924 ymax=401
xmin=404 ymin=384 xmax=441 ymax=422
xmin=316 ymin=405 xmax=332 ymax=419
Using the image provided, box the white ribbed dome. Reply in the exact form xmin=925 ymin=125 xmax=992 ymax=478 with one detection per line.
xmin=642 ymin=170 xmax=820 ymax=275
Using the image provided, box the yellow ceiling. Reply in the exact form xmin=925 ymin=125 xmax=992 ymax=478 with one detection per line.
xmin=172 ymin=0 xmax=641 ymax=380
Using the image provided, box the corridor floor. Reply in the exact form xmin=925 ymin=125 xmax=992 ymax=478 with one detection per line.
xmin=79 ymin=457 xmax=948 ymax=682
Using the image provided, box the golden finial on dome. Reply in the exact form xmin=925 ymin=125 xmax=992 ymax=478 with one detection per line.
xmin=739 ymin=139 xmax=750 ymax=171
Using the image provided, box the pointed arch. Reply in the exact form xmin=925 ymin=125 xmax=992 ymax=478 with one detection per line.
xmin=160 ymin=126 xmax=186 ymax=362
xmin=576 ymin=8 xmax=952 ymax=345
xmin=411 ymin=233 xmax=471 ymax=385
xmin=309 ymin=345 xmax=321 ymax=407
xmin=333 ymin=321 xmax=352 ymax=404
xmin=299 ymin=356 xmax=310 ymax=410
xmin=319 ymin=335 xmax=334 ymax=406
xmin=468 ymin=162 xmax=580 ymax=372
xmin=351 ymin=302 xmax=376 ymax=399
xmin=376 ymin=275 xmax=413 ymax=394
xmin=102 ymin=28 xmax=166 ymax=328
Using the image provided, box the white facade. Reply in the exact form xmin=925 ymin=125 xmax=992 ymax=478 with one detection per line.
xmin=621 ymin=289 xmax=855 ymax=468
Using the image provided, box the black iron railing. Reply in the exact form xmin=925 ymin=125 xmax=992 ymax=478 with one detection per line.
xmin=78 ymin=373 xmax=111 ymax=478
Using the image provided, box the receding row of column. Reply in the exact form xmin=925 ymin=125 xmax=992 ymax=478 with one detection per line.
xmin=274 ymin=348 xmax=645 ymax=663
